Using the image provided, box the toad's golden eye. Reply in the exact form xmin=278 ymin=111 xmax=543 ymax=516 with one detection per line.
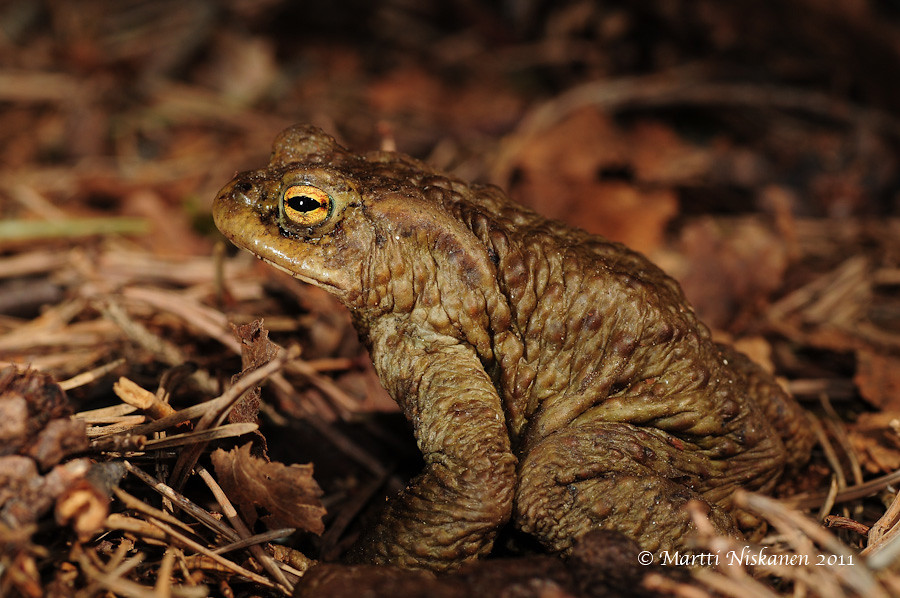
xmin=281 ymin=185 xmax=332 ymax=227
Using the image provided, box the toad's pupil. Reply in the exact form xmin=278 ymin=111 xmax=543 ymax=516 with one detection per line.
xmin=289 ymin=196 xmax=320 ymax=212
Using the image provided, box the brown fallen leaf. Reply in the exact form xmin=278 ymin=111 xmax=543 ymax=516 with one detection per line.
xmin=855 ymin=349 xmax=900 ymax=411
xmin=211 ymin=442 xmax=326 ymax=535
xmin=366 ymin=65 xmax=524 ymax=149
xmin=676 ymin=216 xmax=789 ymax=330
xmin=847 ymin=412 xmax=900 ymax=475
xmin=505 ymin=108 xmax=695 ymax=253
xmin=228 ymin=319 xmax=279 ymax=456
xmin=229 ymin=319 xmax=278 ymax=424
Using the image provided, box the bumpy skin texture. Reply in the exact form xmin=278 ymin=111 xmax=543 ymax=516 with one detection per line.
xmin=213 ymin=125 xmax=814 ymax=571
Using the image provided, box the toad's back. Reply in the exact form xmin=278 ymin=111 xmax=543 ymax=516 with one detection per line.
xmin=213 ymin=124 xmax=813 ymax=571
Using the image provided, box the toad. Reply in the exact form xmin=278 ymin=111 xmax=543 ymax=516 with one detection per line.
xmin=213 ymin=125 xmax=813 ymax=571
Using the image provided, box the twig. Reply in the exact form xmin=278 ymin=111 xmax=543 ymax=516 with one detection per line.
xmin=0 ymin=249 xmax=68 ymax=278
xmin=122 ymin=461 xmax=241 ymax=544
xmin=73 ymin=542 xmax=208 ymax=598
xmin=98 ymin=298 xmax=217 ymax=393
xmin=867 ymin=491 xmax=900 ymax=548
xmin=767 ymin=256 xmax=868 ymax=322
xmin=808 ymin=413 xmax=843 ymax=519
xmin=284 ymin=358 xmax=360 ymax=415
xmin=155 ymin=548 xmax=177 ymax=598
xmin=197 ymin=466 xmax=297 ymax=592
xmin=687 ymin=501 xmax=821 ymax=596
xmin=822 ymin=416 xmax=865 ymax=518
xmin=863 ymin=489 xmax=900 ymax=568
xmin=820 ymin=477 xmax=840 ymax=525
xmin=105 ymin=402 xmax=216 ymax=439
xmin=89 ymin=433 xmax=147 ymax=452
xmin=787 ymin=378 xmax=857 ymax=400
xmin=268 ymin=374 xmax=341 ymax=421
xmin=0 ymin=70 xmax=81 ymax=101
xmin=98 ymin=299 xmax=186 ymax=365
xmin=114 ymin=377 xmax=177 ymax=419
xmin=104 ymin=513 xmax=168 ymax=543
xmin=59 ymin=358 xmax=127 ymax=391
xmin=142 ymin=422 xmax=259 ymax=450
xmin=84 ymin=414 xmax=146 ymax=434
xmin=288 ymin=413 xmax=388 ymax=480
xmin=123 ymin=286 xmax=241 ymax=353
xmin=867 ymin=524 xmax=900 ymax=571
xmin=737 ymin=491 xmax=890 ymax=598
xmin=824 ymin=515 xmax=871 ymax=536
xmin=94 ymin=384 xmax=267 ymax=442
xmin=691 ymin=568 xmax=780 ymax=598
xmin=213 ymin=528 xmax=297 ymax=555
xmin=643 ymin=572 xmax=715 ymax=598
xmin=819 ymin=394 xmax=864 ymax=492
xmin=0 ymin=217 xmax=148 ymax=241
xmin=213 ymin=240 xmax=227 ymax=309
xmin=125 ymin=285 xmax=361 ymax=417
xmin=787 ymin=468 xmax=900 ymax=509
xmin=0 ymin=319 xmax=119 ymax=352
xmin=143 ymin=516 xmax=274 ymax=589
xmin=687 ymin=501 xmax=792 ymax=596
xmin=7 ymin=184 xmax=68 ymax=219
xmin=168 ymin=345 xmax=299 ymax=488
xmin=112 ymin=488 xmax=201 ymax=540
xmin=102 ymin=538 xmax=140 ymax=578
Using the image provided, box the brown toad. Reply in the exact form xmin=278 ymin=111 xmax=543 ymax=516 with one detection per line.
xmin=213 ymin=125 xmax=813 ymax=571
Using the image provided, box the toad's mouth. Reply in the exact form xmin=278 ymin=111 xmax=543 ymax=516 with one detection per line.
xmin=217 ymin=222 xmax=347 ymax=298
xmin=256 ymin=254 xmax=342 ymax=293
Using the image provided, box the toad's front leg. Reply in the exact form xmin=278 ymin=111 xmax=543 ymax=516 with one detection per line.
xmin=346 ymin=320 xmax=517 ymax=571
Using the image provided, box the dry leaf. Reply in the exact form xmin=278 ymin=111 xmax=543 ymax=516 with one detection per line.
xmin=854 ymin=349 xmax=900 ymax=411
xmin=228 ymin=319 xmax=278 ymax=427
xmin=235 ymin=319 xmax=280 ymax=373
xmin=847 ymin=412 xmax=900 ymax=474
xmin=367 ymin=66 xmax=523 ymax=137
xmin=676 ymin=216 xmax=789 ymax=330
xmin=507 ymin=108 xmax=687 ymax=253
xmin=211 ymin=443 xmax=326 ymax=535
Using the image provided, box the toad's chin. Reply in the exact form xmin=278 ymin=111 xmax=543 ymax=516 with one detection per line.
xmin=259 ymin=255 xmax=343 ymax=294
